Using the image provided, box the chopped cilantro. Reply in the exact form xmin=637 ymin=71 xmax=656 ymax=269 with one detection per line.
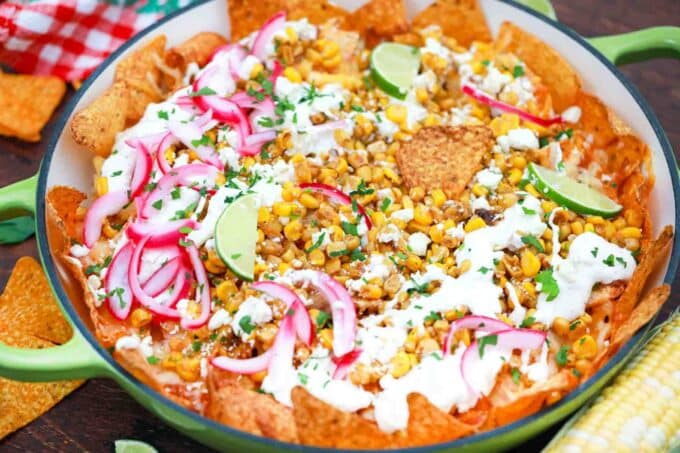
xmin=179 ymin=226 xmax=193 ymax=234
xmin=556 ymin=345 xmax=569 ymax=367
xmin=511 ymin=367 xmax=521 ymax=385
xmin=520 ymin=316 xmax=536 ymax=328
xmin=315 ymin=310 xmax=330 ymax=328
xmin=239 ymin=315 xmax=255 ymax=334
xmin=188 ymin=87 xmax=216 ymax=97
xmin=171 ymin=186 xmax=181 ymax=200
xmin=84 ymin=256 xmax=112 ymax=276
xmin=111 ymin=170 xmax=123 ymax=177
xmin=512 ymin=65 xmax=525 ymax=77
xmin=478 ymin=266 xmax=492 ymax=275
xmin=424 ymin=311 xmax=442 ymax=323
xmin=231 ymin=253 xmax=242 ymax=260
xmin=380 ymin=197 xmax=392 ymax=212
xmin=478 ymin=334 xmax=498 ymax=358
xmin=178 ymin=237 xmax=193 ymax=248
xmin=152 ymin=199 xmax=163 ymax=210
xmin=146 ymin=356 xmax=160 ymax=365
xmin=591 ymin=247 xmax=599 ymax=258
xmin=349 ymin=179 xmax=374 ymax=197
xmin=329 ymin=248 xmax=349 ymax=257
xmin=521 ymin=235 xmax=545 ymax=253
xmin=341 ymin=221 xmax=359 ymax=236
xmin=350 ymin=104 xmax=364 ymax=112
xmin=157 ymin=110 xmax=169 ymax=120
xmin=615 ymin=256 xmax=627 ymax=268
xmin=257 ymin=116 xmax=275 ymax=128
xmin=306 ymin=232 xmax=326 ymax=253
xmin=191 ymin=134 xmax=213 ymax=148
xmin=191 ymin=340 xmax=202 ymax=352
xmin=536 ymin=268 xmax=560 ymax=301
xmin=602 ymin=254 xmax=616 ymax=267
xmin=406 ymin=279 xmax=429 ymax=295
xmin=298 ymin=372 xmax=309 ymax=385
xmin=539 ymin=136 xmax=550 ymax=148
xmin=350 ymin=249 xmax=366 ymax=261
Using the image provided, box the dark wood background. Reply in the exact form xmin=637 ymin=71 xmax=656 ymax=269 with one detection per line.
xmin=1 ymin=1 xmax=678 ymax=451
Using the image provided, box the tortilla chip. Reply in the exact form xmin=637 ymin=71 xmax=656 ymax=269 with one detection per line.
xmin=399 ymin=393 xmax=478 ymax=446
xmin=0 ymin=72 xmax=65 ymax=142
xmin=611 ymin=284 xmax=671 ymax=352
xmin=164 ymin=32 xmax=228 ymax=90
xmin=46 ymin=186 xmax=86 ymax=240
xmin=0 ymin=257 xmax=72 ymax=345
xmin=397 ymin=125 xmax=493 ymax=198
xmin=228 ymin=0 xmax=286 ymax=41
xmin=208 ymin=385 xmax=298 ymax=442
xmin=292 ymin=386 xmax=392 ymax=448
xmin=495 ymin=22 xmax=580 ymax=112
xmin=70 ymin=82 xmax=128 ymax=157
xmin=613 ymin=225 xmax=673 ymax=326
xmin=0 ymin=330 xmax=82 ymax=439
xmin=348 ymin=0 xmax=409 ymax=47
xmin=288 ymin=0 xmax=349 ymax=27
xmin=411 ymin=0 xmax=491 ymax=47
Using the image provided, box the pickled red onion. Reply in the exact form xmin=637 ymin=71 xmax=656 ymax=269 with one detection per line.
xmin=332 ymin=349 xmax=362 ymax=380
xmin=252 ymin=12 xmax=286 ymax=60
xmin=141 ymin=163 xmax=217 ymax=218
xmin=142 ymin=255 xmax=182 ymax=297
xmin=299 ymin=182 xmax=372 ymax=230
xmin=105 ymin=242 xmax=134 ymax=320
xmin=167 ymin=110 xmax=223 ymax=170
xmin=443 ymin=315 xmax=511 ymax=355
xmin=126 ymin=219 xmax=198 ymax=246
xmin=180 ymin=244 xmax=211 ymax=329
xmin=251 ymin=281 xmax=314 ymax=345
xmin=83 ymin=190 xmax=129 ymax=247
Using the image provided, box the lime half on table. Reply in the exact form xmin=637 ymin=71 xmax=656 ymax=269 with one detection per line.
xmin=527 ymin=163 xmax=622 ymax=218
xmin=215 ymin=194 xmax=258 ymax=281
xmin=370 ymin=42 xmax=421 ymax=100
xmin=114 ymin=440 xmax=158 ymax=453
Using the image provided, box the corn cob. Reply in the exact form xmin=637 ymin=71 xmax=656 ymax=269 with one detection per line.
xmin=545 ymin=313 xmax=680 ymax=452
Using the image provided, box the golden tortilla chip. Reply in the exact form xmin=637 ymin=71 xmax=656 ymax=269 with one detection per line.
xmin=0 ymin=330 xmax=82 ymax=439
xmin=0 ymin=257 xmax=72 ymax=345
xmin=412 ymin=0 xmax=491 ymax=47
xmin=348 ymin=0 xmax=409 ymax=47
xmin=46 ymin=186 xmax=86 ymax=240
xmin=292 ymin=386 xmax=392 ymax=448
xmin=399 ymin=393 xmax=478 ymax=446
xmin=613 ymin=225 xmax=673 ymax=327
xmin=228 ymin=0 xmax=287 ymax=41
xmin=397 ymin=125 xmax=493 ymax=198
xmin=495 ymin=22 xmax=580 ymax=112
xmin=288 ymin=0 xmax=349 ymax=27
xmin=208 ymin=385 xmax=298 ymax=442
xmin=611 ymin=284 xmax=671 ymax=351
xmin=0 ymin=72 xmax=65 ymax=142
xmin=70 ymin=82 xmax=128 ymax=157
xmin=164 ymin=32 xmax=228 ymax=90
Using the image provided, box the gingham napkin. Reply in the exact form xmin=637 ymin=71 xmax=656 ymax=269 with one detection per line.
xmin=0 ymin=0 xmax=195 ymax=82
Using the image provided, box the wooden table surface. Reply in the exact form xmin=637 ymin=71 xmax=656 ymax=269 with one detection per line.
xmin=1 ymin=1 xmax=678 ymax=451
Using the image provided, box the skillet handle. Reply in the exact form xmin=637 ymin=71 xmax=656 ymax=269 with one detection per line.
xmin=0 ymin=174 xmax=37 ymax=244
xmin=588 ymin=27 xmax=680 ymax=65
xmin=512 ymin=0 xmax=557 ymax=21
xmin=0 ymin=328 xmax=112 ymax=381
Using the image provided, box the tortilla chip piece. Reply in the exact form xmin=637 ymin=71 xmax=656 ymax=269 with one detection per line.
xmin=398 ymin=393 xmax=478 ymax=446
xmin=0 ymin=72 xmax=65 ymax=142
xmin=411 ymin=0 xmax=491 ymax=47
xmin=208 ymin=385 xmax=298 ymax=442
xmin=70 ymin=82 xmax=128 ymax=156
xmin=164 ymin=32 xmax=227 ymax=90
xmin=228 ymin=0 xmax=287 ymax=41
xmin=0 ymin=257 xmax=72 ymax=345
xmin=495 ymin=22 xmax=580 ymax=112
xmin=611 ymin=284 xmax=671 ymax=351
xmin=397 ymin=125 xmax=493 ymax=198
xmin=0 ymin=330 xmax=82 ymax=439
xmin=288 ymin=0 xmax=348 ymax=27
xmin=292 ymin=386 xmax=393 ymax=448
xmin=348 ymin=0 xmax=409 ymax=47
xmin=613 ymin=225 xmax=673 ymax=327
xmin=46 ymin=186 xmax=86 ymax=240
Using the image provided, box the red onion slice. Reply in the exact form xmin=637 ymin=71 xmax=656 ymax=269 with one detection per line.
xmin=167 ymin=112 xmax=223 ymax=170
xmin=180 ymin=244 xmax=211 ymax=329
xmin=238 ymin=130 xmax=277 ymax=156
xmin=251 ymin=281 xmax=314 ymax=345
xmin=155 ymin=132 xmax=178 ymax=175
xmin=331 ymin=348 xmax=362 ymax=380
xmin=127 ymin=219 xmax=197 ymax=246
xmin=141 ymin=163 xmax=217 ymax=218
xmin=292 ymin=270 xmax=357 ymax=357
xmin=128 ymin=235 xmax=181 ymax=319
xmin=461 ymin=83 xmax=563 ymax=128
xmin=83 ymin=190 xmax=129 ymax=247
xmin=299 ymin=182 xmax=372 ymax=230
xmin=105 ymin=242 xmax=134 ymax=320
xmin=142 ymin=255 xmax=182 ymax=297
xmin=252 ymin=12 xmax=286 ymax=60
xmin=211 ymin=348 xmax=274 ymax=374
xmin=126 ymin=139 xmax=153 ymax=199
xmin=461 ymin=328 xmax=547 ymax=395
xmin=443 ymin=315 xmax=511 ymax=355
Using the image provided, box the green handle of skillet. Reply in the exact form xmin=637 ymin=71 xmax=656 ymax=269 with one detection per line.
xmin=513 ymin=0 xmax=557 ymax=20
xmin=588 ymin=27 xmax=680 ymax=65
xmin=0 ymin=329 xmax=111 ymax=381
xmin=0 ymin=174 xmax=38 ymax=244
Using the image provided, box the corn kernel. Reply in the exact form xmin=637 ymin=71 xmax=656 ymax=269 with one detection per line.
xmin=623 ymin=209 xmax=643 ymax=228
xmin=258 ymin=207 xmax=271 ymax=223
xmin=95 ymin=176 xmax=108 ymax=196
xmin=390 ymin=351 xmax=413 ymax=378
xmin=552 ymin=316 xmax=570 ymax=336
xmin=362 ymin=284 xmax=383 ymax=300
xmin=290 ymin=153 xmax=305 ymax=164
xmin=283 ymin=219 xmax=303 ymax=241
xmin=586 ymin=215 xmax=606 ymax=225
xmin=415 ymin=88 xmax=429 ymax=103
xmin=130 ymin=308 xmax=152 ymax=328
xmin=521 ymin=250 xmax=541 ymax=277
xmin=177 ymin=357 xmax=201 ymax=382
xmin=541 ymin=200 xmax=557 ymax=213
xmin=249 ymin=63 xmax=264 ymax=79
xmin=370 ymin=211 xmax=386 ymax=228
xmin=272 ymin=202 xmax=299 ymax=217
xmin=336 ymin=157 xmax=348 ymax=175
xmin=459 ymin=259 xmax=472 ymax=274
xmin=489 ymin=113 xmax=520 ymax=137
xmin=319 ymin=328 xmax=334 ymax=349
xmin=523 ymin=281 xmax=536 ymax=296
xmin=431 ymin=189 xmax=446 ymax=207
xmin=508 ymin=168 xmax=523 ymax=185
xmin=216 ymin=280 xmax=237 ymax=302
xmin=386 ymin=105 xmax=407 ymax=125
xmin=298 ymin=192 xmax=319 ymax=209
xmin=102 ymin=221 xmax=118 ymax=239
xmin=619 ymin=227 xmax=642 ymax=239
xmin=573 ymin=335 xmax=597 ymax=359
xmin=464 ymin=216 xmax=486 ymax=232
xmin=429 ymin=225 xmax=444 ymax=243
xmin=571 ymin=221 xmax=584 ymax=235
xmin=278 ymin=262 xmax=291 ymax=274
xmin=414 ymin=205 xmax=433 ymax=226
xmin=284 ymin=26 xmax=298 ymax=44
xmin=472 ymin=183 xmax=488 ymax=197
xmin=309 ymin=248 xmax=326 ymax=266
xmin=406 ymin=255 xmax=422 ymax=272
xmin=161 ymin=351 xmax=182 ymax=370
xmin=524 ymin=183 xmax=540 ymax=198
xmin=384 ymin=168 xmax=400 ymax=183
xmin=283 ymin=66 xmax=302 ymax=83
xmin=584 ymin=223 xmax=595 ymax=233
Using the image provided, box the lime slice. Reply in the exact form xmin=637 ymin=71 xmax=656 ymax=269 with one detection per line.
xmin=370 ymin=42 xmax=421 ymax=100
xmin=527 ymin=163 xmax=622 ymax=218
xmin=215 ymin=194 xmax=258 ymax=281
xmin=114 ymin=440 xmax=158 ymax=453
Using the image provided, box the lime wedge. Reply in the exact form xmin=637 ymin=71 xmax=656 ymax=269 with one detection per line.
xmin=527 ymin=163 xmax=622 ymax=218
xmin=114 ymin=440 xmax=158 ymax=453
xmin=215 ymin=194 xmax=258 ymax=281
xmin=370 ymin=42 xmax=421 ymax=100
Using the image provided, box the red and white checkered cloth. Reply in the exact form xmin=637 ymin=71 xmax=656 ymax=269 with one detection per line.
xmin=0 ymin=0 xmax=191 ymax=82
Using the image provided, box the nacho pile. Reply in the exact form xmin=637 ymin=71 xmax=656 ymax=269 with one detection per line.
xmin=58 ymin=0 xmax=672 ymax=448
xmin=0 ymin=257 xmax=82 ymax=439
xmin=0 ymin=72 xmax=66 ymax=142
